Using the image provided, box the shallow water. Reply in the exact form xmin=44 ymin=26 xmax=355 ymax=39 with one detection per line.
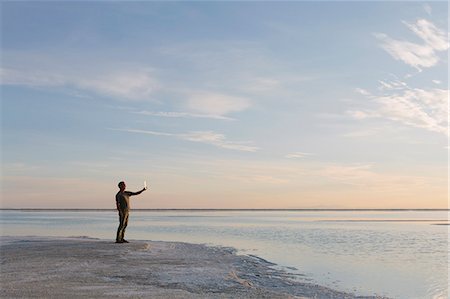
xmin=0 ymin=210 xmax=448 ymax=299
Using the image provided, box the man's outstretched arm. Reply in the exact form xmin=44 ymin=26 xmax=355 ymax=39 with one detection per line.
xmin=126 ymin=188 xmax=147 ymax=196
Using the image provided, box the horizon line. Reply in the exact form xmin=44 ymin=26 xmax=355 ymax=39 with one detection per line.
xmin=1 ymin=208 xmax=449 ymax=212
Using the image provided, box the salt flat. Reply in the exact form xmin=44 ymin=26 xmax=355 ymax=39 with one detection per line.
xmin=0 ymin=236 xmax=385 ymax=298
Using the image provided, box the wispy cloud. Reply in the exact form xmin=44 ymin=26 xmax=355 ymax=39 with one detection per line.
xmin=112 ymin=128 xmax=259 ymax=152
xmin=423 ymin=4 xmax=432 ymax=16
xmin=375 ymin=87 xmax=448 ymax=134
xmin=236 ymin=75 xmax=318 ymax=99
xmin=133 ymin=110 xmax=234 ymax=121
xmin=0 ymin=67 xmax=159 ymax=100
xmin=0 ymin=68 xmax=65 ymax=87
xmin=341 ymin=129 xmax=380 ymax=138
xmin=403 ymin=19 xmax=448 ymax=51
xmin=240 ymin=77 xmax=281 ymax=93
xmin=352 ymin=18 xmax=448 ymax=136
xmin=285 ymin=152 xmax=314 ymax=159
xmin=113 ymin=128 xmax=174 ymax=137
xmin=185 ymin=92 xmax=251 ymax=116
xmin=351 ymin=80 xmax=448 ymax=135
xmin=374 ymin=33 xmax=437 ymax=70
xmin=377 ymin=79 xmax=408 ymax=91
xmin=374 ymin=19 xmax=449 ymax=70
xmin=76 ymin=70 xmax=159 ymax=100
xmin=347 ymin=110 xmax=378 ymax=120
xmin=354 ymin=88 xmax=371 ymax=96
xmin=181 ymin=131 xmax=259 ymax=152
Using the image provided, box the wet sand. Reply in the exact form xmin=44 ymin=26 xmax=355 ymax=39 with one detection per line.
xmin=0 ymin=236 xmax=386 ymax=298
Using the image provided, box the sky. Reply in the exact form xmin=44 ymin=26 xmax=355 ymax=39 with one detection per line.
xmin=1 ymin=1 xmax=448 ymax=209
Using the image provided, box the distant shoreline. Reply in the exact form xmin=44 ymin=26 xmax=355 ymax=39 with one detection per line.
xmin=1 ymin=208 xmax=448 ymax=212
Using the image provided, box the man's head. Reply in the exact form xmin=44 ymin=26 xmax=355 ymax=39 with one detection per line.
xmin=118 ymin=181 xmax=126 ymax=191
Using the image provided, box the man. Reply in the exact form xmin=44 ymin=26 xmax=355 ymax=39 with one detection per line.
xmin=115 ymin=181 xmax=147 ymax=243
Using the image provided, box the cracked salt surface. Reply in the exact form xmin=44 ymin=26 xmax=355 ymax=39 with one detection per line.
xmin=1 ymin=236 xmax=388 ymax=298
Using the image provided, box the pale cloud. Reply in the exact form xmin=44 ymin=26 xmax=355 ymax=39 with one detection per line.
xmin=0 ymin=67 xmax=159 ymax=100
xmin=346 ymin=109 xmax=381 ymax=120
xmin=181 ymin=131 xmax=259 ymax=152
xmin=0 ymin=68 xmax=65 ymax=87
xmin=113 ymin=128 xmax=259 ymax=152
xmin=403 ymin=19 xmax=449 ymax=51
xmin=133 ymin=110 xmax=234 ymax=121
xmin=374 ymin=33 xmax=439 ymax=70
xmin=285 ymin=152 xmax=314 ymax=159
xmin=423 ymin=4 xmax=432 ymax=16
xmin=354 ymin=19 xmax=448 ymax=135
xmin=374 ymin=19 xmax=449 ymax=70
xmin=76 ymin=70 xmax=159 ymax=100
xmin=112 ymin=128 xmax=174 ymax=137
xmin=241 ymin=77 xmax=281 ymax=93
xmin=351 ymin=81 xmax=448 ymax=135
xmin=341 ymin=129 xmax=380 ymax=138
xmin=354 ymin=88 xmax=371 ymax=96
xmin=377 ymin=80 xmax=408 ymax=91
xmin=185 ymin=92 xmax=251 ymax=116
xmin=374 ymin=87 xmax=448 ymax=135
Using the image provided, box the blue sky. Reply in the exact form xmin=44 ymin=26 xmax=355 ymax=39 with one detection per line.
xmin=1 ymin=2 xmax=448 ymax=208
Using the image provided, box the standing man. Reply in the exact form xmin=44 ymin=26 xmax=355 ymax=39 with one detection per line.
xmin=116 ymin=181 xmax=147 ymax=243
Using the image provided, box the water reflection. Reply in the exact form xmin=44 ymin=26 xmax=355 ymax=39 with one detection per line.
xmin=0 ymin=210 xmax=448 ymax=299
